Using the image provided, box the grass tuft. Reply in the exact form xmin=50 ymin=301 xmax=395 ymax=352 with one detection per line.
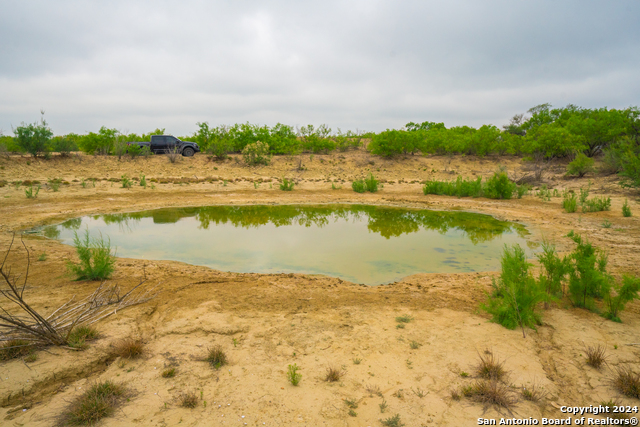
xmin=205 ymin=344 xmax=228 ymax=369
xmin=521 ymin=383 xmax=547 ymax=402
xmin=464 ymin=380 xmax=517 ymax=408
xmin=179 ymin=391 xmax=199 ymax=408
xmin=60 ymin=380 xmax=125 ymax=426
xmin=612 ymin=366 xmax=640 ymax=398
xmin=111 ymin=337 xmax=143 ymax=359
xmin=584 ymin=344 xmax=607 ymax=369
xmin=67 ymin=326 xmax=99 ymax=349
xmin=380 ymin=413 xmax=404 ymax=427
xmin=324 ymin=366 xmax=344 ymax=382
xmin=476 ymin=350 xmax=506 ymax=381
xmin=287 ymin=363 xmax=301 ymax=386
xmin=395 ymin=315 xmax=413 ymax=324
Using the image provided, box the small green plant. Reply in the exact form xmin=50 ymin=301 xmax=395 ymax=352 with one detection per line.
xmin=206 ymin=344 xmax=228 ymax=369
xmin=567 ymin=153 xmax=595 ymax=177
xmin=49 ymin=178 xmax=61 ymax=191
xmin=139 ymin=174 xmax=147 ymax=188
xmin=613 ymin=366 xmax=640 ymax=398
xmin=38 ymin=253 xmax=47 ymax=261
xmin=460 ymin=371 xmax=469 ymax=377
xmin=521 ymin=383 xmax=546 ymax=402
xmin=352 ymin=178 xmax=366 ymax=193
xmin=380 ymin=414 xmax=404 ymax=427
xmin=566 ymin=231 xmax=608 ymax=310
xmin=67 ymin=325 xmax=99 ymax=349
xmin=352 ymin=357 xmax=362 ymax=364
xmin=392 ymin=389 xmax=404 ymax=399
xmin=348 ymin=409 xmax=357 ymax=417
xmin=364 ymin=173 xmax=379 ymax=192
xmin=450 ymin=389 xmax=461 ymax=400
xmin=68 ymin=229 xmax=116 ymax=281
xmin=412 ymin=387 xmax=426 ymax=398
xmin=162 ymin=367 xmax=176 ymax=378
xmin=379 ymin=399 xmax=388 ymax=413
xmin=603 ymin=275 xmax=640 ymax=322
xmin=584 ymin=344 xmax=607 ymax=369
xmin=622 ymin=199 xmax=632 ymax=217
xmin=331 ymin=182 xmax=342 ymax=190
xmin=325 ymin=366 xmax=344 ymax=382
xmin=287 ymin=363 xmax=302 ymax=386
xmin=25 ymin=185 xmax=40 ymax=198
xmin=582 ymin=196 xmax=611 ymax=212
xmin=179 ymin=391 xmax=199 ymax=408
xmin=121 ymin=174 xmax=132 ymax=189
xmin=59 ymin=380 xmax=125 ymax=426
xmin=395 ymin=315 xmax=413 ymax=324
xmin=280 ymin=178 xmax=295 ymax=191
xmin=344 ymin=398 xmax=358 ymax=409
xmin=253 ymin=181 xmax=259 ymax=189
xmin=562 ymin=190 xmax=578 ymax=213
xmin=395 ymin=323 xmax=405 ymax=329
xmin=81 ymin=179 xmax=87 ymax=188
xmin=409 ymin=340 xmax=421 ymax=350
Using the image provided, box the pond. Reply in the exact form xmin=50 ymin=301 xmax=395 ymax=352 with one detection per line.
xmin=39 ymin=204 xmax=536 ymax=285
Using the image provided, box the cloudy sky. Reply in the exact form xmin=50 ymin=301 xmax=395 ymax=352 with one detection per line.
xmin=1 ymin=0 xmax=639 ymax=136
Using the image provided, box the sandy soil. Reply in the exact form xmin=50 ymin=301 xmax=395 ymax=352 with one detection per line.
xmin=0 ymin=151 xmax=639 ymax=426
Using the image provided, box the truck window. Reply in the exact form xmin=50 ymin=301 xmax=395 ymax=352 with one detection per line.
xmin=166 ymin=136 xmax=177 ymax=145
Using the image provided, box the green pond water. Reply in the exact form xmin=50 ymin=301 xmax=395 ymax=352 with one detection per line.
xmin=40 ymin=204 xmax=536 ymax=285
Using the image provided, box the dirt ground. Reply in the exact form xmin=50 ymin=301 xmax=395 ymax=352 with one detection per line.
xmin=0 ymin=150 xmax=639 ymax=426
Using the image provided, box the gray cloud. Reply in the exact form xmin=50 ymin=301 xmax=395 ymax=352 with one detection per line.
xmin=1 ymin=0 xmax=638 ymax=136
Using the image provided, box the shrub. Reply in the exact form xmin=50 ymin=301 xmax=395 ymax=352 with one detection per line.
xmin=49 ymin=178 xmax=62 ymax=192
xmin=127 ymin=143 xmax=141 ymax=159
xmin=60 ymin=381 xmax=125 ymax=425
xmin=422 ymin=176 xmax=482 ymax=197
xmin=566 ymin=153 xmax=595 ymax=177
xmin=25 ymin=185 xmax=40 ymax=199
xmin=464 ymin=380 xmax=517 ymax=408
xmin=242 ymin=141 xmax=271 ymax=166
xmin=483 ymin=172 xmax=517 ymax=199
xmin=566 ymin=231 xmax=609 ymax=310
xmin=162 ymin=367 xmax=176 ymax=378
xmin=51 ymin=135 xmax=78 ymax=156
xmin=287 ymin=363 xmax=302 ymax=386
xmin=206 ymin=344 xmax=227 ymax=369
xmin=121 ymin=174 xmax=132 ymax=189
xmin=139 ymin=174 xmax=147 ymax=188
xmin=67 ymin=326 xmax=99 ymax=349
xmin=476 ymin=351 xmax=506 ymax=381
xmin=395 ymin=315 xmax=413 ymax=323
xmin=618 ymin=143 xmax=640 ymax=191
xmin=581 ymin=196 xmax=611 ymax=213
xmin=352 ymin=179 xmax=366 ymax=193
xmin=482 ymin=244 xmax=545 ymax=334
xmin=280 ymin=178 xmax=295 ymax=191
xmin=380 ymin=414 xmax=404 ymax=427
xmin=13 ymin=113 xmax=53 ymax=157
xmin=622 ymin=199 xmax=632 ymax=217
xmin=364 ymin=173 xmax=379 ymax=192
xmin=603 ymin=275 xmax=640 ymax=322
xmin=68 ymin=229 xmax=116 ymax=280
xmin=536 ymin=240 xmax=569 ymax=300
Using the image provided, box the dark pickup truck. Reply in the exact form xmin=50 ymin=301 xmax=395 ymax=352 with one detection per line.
xmin=127 ymin=135 xmax=200 ymax=157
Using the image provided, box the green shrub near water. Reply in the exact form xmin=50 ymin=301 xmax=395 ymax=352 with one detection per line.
xmin=483 ymin=172 xmax=517 ymax=199
xmin=566 ymin=231 xmax=609 ymax=310
xmin=242 ymin=141 xmax=271 ymax=165
xmin=562 ymin=191 xmax=578 ymax=213
xmin=68 ymin=229 xmax=116 ymax=280
xmin=280 ymin=178 xmax=295 ymax=191
xmin=482 ymin=244 xmax=545 ymax=332
xmin=352 ymin=173 xmax=379 ymax=193
xmin=622 ymin=199 xmax=632 ymax=217
xmin=603 ymin=275 xmax=640 ymax=322
xmin=422 ymin=172 xmax=520 ymax=199
xmin=566 ymin=153 xmax=595 ymax=177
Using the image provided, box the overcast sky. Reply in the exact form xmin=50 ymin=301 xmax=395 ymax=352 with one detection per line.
xmin=1 ymin=0 xmax=639 ymax=136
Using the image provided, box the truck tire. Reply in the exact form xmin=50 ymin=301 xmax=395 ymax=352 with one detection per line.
xmin=182 ymin=147 xmax=195 ymax=157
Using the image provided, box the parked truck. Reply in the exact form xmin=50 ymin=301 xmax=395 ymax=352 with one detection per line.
xmin=126 ymin=135 xmax=200 ymax=157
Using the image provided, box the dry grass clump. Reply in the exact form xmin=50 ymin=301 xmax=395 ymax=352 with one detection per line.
xmin=366 ymin=384 xmax=382 ymax=397
xmin=111 ymin=337 xmax=144 ymax=359
xmin=0 ymin=339 xmax=34 ymax=361
xmin=613 ymin=366 xmax=640 ymax=398
xmin=464 ymin=380 xmax=517 ymax=408
xmin=325 ymin=366 xmax=345 ymax=382
xmin=205 ymin=344 xmax=228 ymax=369
xmin=584 ymin=344 xmax=607 ymax=369
xmin=521 ymin=383 xmax=547 ymax=402
xmin=476 ymin=350 xmax=506 ymax=381
xmin=601 ymin=399 xmax=630 ymax=420
xmin=179 ymin=391 xmax=199 ymax=408
xmin=59 ymin=380 xmax=125 ymax=426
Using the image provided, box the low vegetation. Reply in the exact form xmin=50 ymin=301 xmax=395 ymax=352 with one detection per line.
xmin=68 ymin=229 xmax=116 ymax=280
xmin=205 ymin=344 xmax=228 ymax=369
xmin=584 ymin=344 xmax=607 ymax=369
xmin=613 ymin=366 xmax=640 ymax=398
xmin=476 ymin=350 xmax=507 ymax=381
xmin=287 ymin=363 xmax=301 ymax=386
xmin=179 ymin=391 xmax=199 ymax=408
xmin=67 ymin=326 xmax=99 ymax=349
xmin=325 ymin=366 xmax=344 ymax=382
xmin=352 ymin=173 xmax=379 ymax=193
xmin=59 ymin=380 xmax=126 ymax=426
xmin=111 ymin=337 xmax=144 ymax=359
xmin=423 ymin=172 xmax=521 ymax=199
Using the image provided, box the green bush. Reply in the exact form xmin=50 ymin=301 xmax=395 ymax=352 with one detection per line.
xmin=422 ymin=176 xmax=483 ymax=197
xmin=352 ymin=174 xmax=379 ymax=193
xmin=352 ymin=179 xmax=366 ymax=193
xmin=279 ymin=178 xmax=295 ymax=191
xmin=68 ymin=229 xmax=116 ymax=280
xmin=603 ymin=275 xmax=640 ymax=322
xmin=25 ymin=185 xmax=40 ymax=199
xmin=566 ymin=153 xmax=595 ymax=177
xmin=78 ymin=127 xmax=118 ymax=155
xmin=287 ymin=364 xmax=302 ymax=386
xmin=619 ymin=145 xmax=640 ymax=191
xmin=369 ymin=129 xmax=423 ymax=157
xmin=622 ymin=199 xmax=632 ymax=217
xmin=242 ymin=141 xmax=271 ymax=166
xmin=51 ymin=135 xmax=78 ymax=156
xmin=483 ymin=172 xmax=517 ymax=199
xmin=581 ymin=196 xmax=611 ymax=213
xmin=13 ymin=113 xmax=53 ymax=157
xmin=537 ymin=240 xmax=569 ymax=300
xmin=482 ymin=244 xmax=545 ymax=332
xmin=127 ymin=144 xmax=141 ymax=159
xmin=566 ymin=231 xmax=608 ymax=310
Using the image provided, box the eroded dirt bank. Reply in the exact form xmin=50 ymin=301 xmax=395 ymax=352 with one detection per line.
xmin=0 ymin=151 xmax=639 ymax=426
